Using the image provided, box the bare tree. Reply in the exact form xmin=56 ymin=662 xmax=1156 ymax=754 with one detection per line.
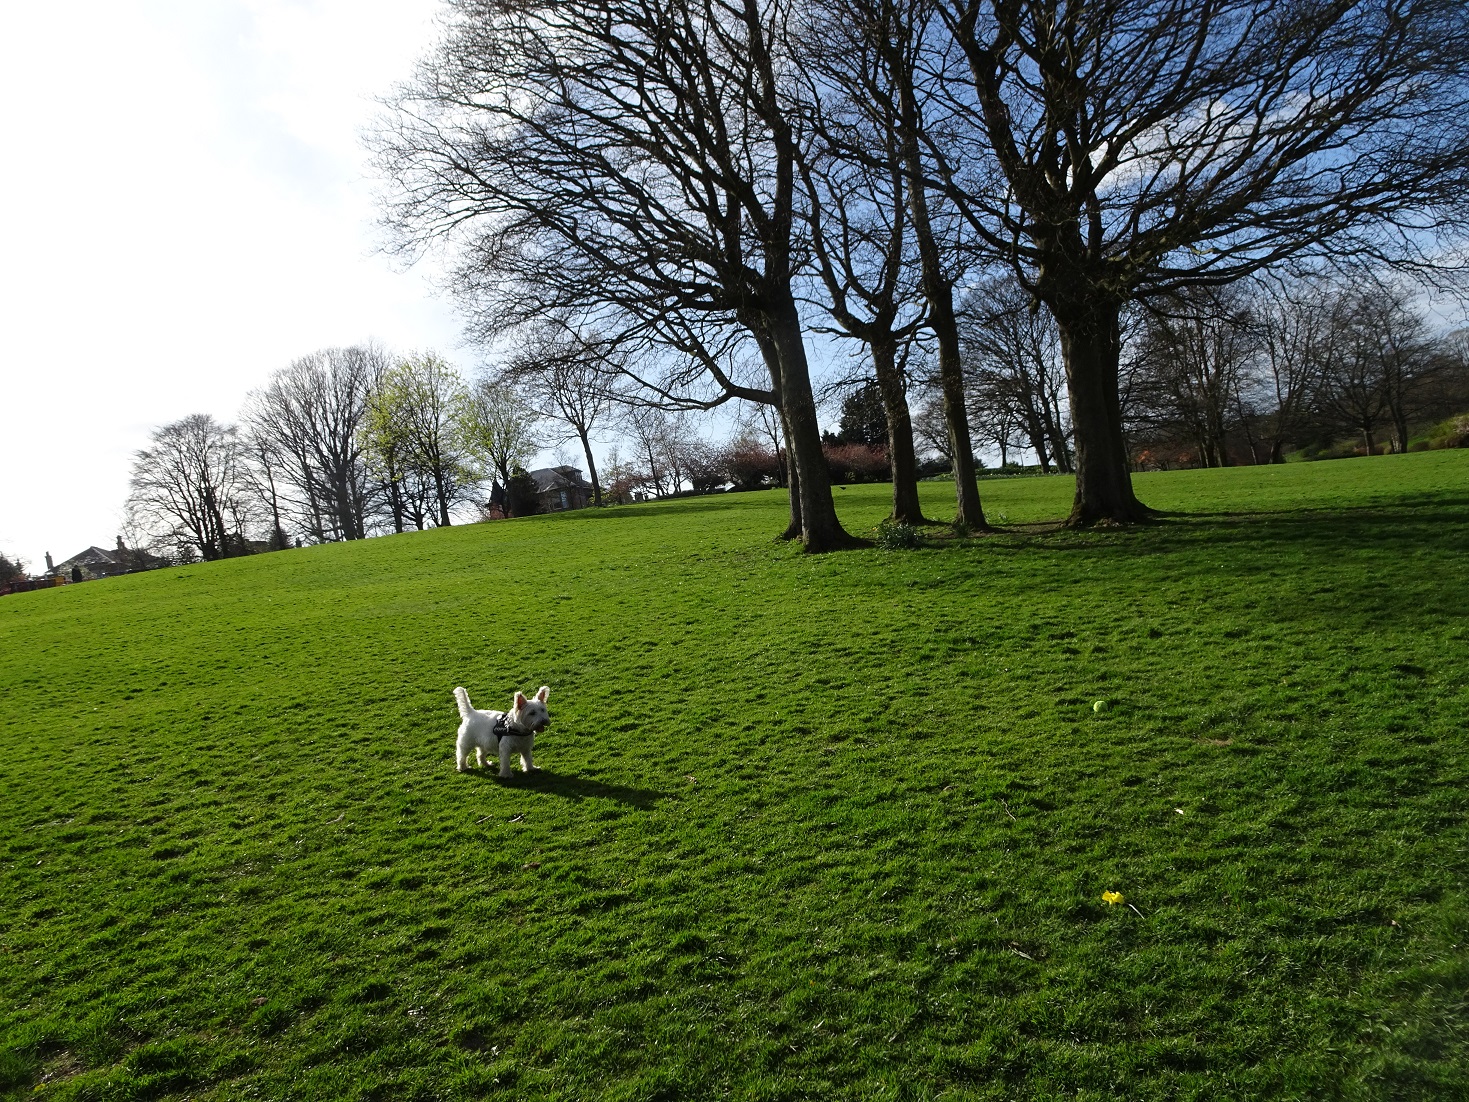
xmin=735 ymin=394 xmax=789 ymax=487
xmin=1315 ymin=282 xmax=1443 ymax=454
xmin=801 ymin=0 xmax=989 ymax=527
xmin=242 ymin=430 xmax=293 ymax=549
xmin=599 ymin=445 xmax=647 ymax=504
xmin=911 ymin=390 xmax=955 ymax=465
xmin=680 ymin=437 xmax=730 ymax=494
xmin=126 ymin=414 xmax=253 ymax=561
xmin=959 ymin=278 xmax=1072 ymax=471
xmin=1252 ymin=278 xmax=1332 ymax=463
xmin=797 ymin=5 xmax=935 ymax=524
xmin=1128 ymin=285 xmax=1259 ymax=467
xmin=938 ymin=0 xmax=1469 ymax=523
xmin=965 ymin=366 xmax=1027 ymax=466
xmin=373 ymin=0 xmax=857 ymax=549
xmin=1356 ymin=287 xmax=1442 ymax=454
xmin=243 ymin=346 xmax=383 ymax=542
xmin=461 ymin=378 xmax=539 ymax=516
xmin=624 ymin=406 xmax=675 ymax=498
xmin=882 ymin=0 xmax=990 ymax=528
xmin=501 ymin=327 xmax=624 ymax=506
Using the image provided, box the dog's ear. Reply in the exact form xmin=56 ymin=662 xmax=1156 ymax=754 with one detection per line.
xmin=513 ymin=691 xmax=528 ymax=709
xmin=535 ymin=686 xmax=549 ymax=703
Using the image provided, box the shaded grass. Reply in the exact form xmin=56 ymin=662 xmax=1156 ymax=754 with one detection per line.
xmin=1 ymin=450 xmax=1467 ymax=1100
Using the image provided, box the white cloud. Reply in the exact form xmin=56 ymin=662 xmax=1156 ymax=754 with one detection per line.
xmin=0 ymin=0 xmax=466 ymax=569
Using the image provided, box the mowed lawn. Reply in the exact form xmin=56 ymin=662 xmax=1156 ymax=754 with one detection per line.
xmin=2 ymin=452 xmax=1467 ymax=1101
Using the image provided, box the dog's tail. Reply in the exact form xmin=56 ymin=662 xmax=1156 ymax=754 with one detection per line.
xmin=453 ymin=686 xmax=475 ymax=721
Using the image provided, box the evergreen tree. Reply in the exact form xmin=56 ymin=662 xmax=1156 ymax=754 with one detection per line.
xmin=836 ymin=381 xmax=889 ymax=449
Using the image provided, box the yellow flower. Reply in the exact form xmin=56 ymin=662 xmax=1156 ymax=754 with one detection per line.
xmin=1101 ymin=890 xmax=1124 ymax=905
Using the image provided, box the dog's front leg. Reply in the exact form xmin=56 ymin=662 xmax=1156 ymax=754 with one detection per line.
xmin=497 ymin=737 xmax=513 ymax=779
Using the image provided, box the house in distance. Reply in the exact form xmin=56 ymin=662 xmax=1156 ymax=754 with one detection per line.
xmin=486 ymin=465 xmax=594 ymax=518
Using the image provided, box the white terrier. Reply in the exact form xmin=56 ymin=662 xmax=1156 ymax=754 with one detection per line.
xmin=453 ymin=685 xmax=550 ymax=777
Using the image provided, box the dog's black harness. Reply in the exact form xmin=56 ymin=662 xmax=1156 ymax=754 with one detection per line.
xmin=493 ymin=714 xmax=529 ymax=739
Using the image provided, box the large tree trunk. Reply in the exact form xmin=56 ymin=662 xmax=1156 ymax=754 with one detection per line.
xmin=1024 ymin=405 xmax=1052 ymax=473
xmin=434 ymin=468 xmax=452 ymax=527
xmin=927 ymin=281 xmax=987 ymax=529
xmin=1048 ymin=390 xmax=1074 ymax=472
xmin=782 ymin=442 xmax=803 ymax=541
xmin=895 ymin=68 xmax=986 ymax=532
xmin=1389 ymin=408 xmax=1410 ymax=454
xmin=577 ymin=429 xmax=602 ymax=506
xmin=871 ymin=336 xmax=928 ymax=525
xmin=767 ymin=297 xmax=857 ymax=551
xmin=1053 ymin=297 xmax=1152 ymax=526
xmin=753 ymin=327 xmax=807 ymax=543
xmin=496 ymin=460 xmax=514 ymax=517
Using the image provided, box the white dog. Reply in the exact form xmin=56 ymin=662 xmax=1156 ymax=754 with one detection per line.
xmin=454 ymin=685 xmax=550 ymax=777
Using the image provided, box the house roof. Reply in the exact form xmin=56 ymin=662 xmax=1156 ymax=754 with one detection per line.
xmin=528 ymin=466 xmax=590 ymax=493
xmin=54 ymin=546 xmax=124 ymax=572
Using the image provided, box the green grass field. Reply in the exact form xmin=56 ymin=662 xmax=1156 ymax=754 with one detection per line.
xmin=3 ymin=452 xmax=1467 ymax=1101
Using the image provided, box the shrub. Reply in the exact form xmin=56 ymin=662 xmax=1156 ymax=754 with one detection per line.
xmin=823 ymin=442 xmax=889 ymax=484
xmin=1422 ymin=413 xmax=1469 ymax=450
xmin=724 ymin=439 xmax=783 ymax=491
xmin=874 ymin=518 xmax=922 ymax=550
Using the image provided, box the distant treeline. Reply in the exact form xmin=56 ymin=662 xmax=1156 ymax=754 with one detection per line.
xmin=120 ymin=342 xmax=811 ymax=566
xmin=955 ymin=276 xmax=1469 ymax=474
xmin=116 ymin=267 xmax=1469 ymax=568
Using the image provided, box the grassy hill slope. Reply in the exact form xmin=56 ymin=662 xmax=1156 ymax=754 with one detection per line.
xmin=2 ymin=452 xmax=1467 ymax=1100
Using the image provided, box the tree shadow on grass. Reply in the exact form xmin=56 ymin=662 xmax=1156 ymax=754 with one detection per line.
xmin=1150 ymin=491 xmax=1469 ymax=522
xmin=469 ymin=767 xmax=666 ymax=809
xmin=899 ymin=495 xmax=1469 ymax=636
xmin=987 ymin=494 xmax=1469 ymax=557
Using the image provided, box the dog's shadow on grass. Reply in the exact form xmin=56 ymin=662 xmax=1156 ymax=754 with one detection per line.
xmin=469 ymin=768 xmax=666 ymax=809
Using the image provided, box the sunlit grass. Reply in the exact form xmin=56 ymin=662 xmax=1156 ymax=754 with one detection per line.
xmin=2 ymin=450 xmax=1467 ymax=1100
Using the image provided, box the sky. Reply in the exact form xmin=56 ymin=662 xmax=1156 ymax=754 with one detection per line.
xmin=0 ymin=0 xmax=471 ymax=571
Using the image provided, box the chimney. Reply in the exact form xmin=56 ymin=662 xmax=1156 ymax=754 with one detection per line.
xmin=45 ymin=552 xmax=54 ymax=572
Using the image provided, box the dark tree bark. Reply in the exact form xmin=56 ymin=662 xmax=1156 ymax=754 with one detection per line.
xmin=871 ymin=338 xmax=926 ymax=523
xmin=1053 ymin=295 xmax=1149 ymax=525
xmin=762 ymin=294 xmax=853 ymax=548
